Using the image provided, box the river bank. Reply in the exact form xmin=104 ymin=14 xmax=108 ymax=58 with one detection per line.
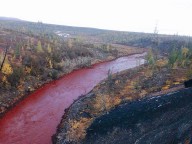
xmin=0 ymin=45 xmax=146 ymax=118
xmin=53 ymin=56 xmax=189 ymax=143
xmin=0 ymin=52 xmax=145 ymax=144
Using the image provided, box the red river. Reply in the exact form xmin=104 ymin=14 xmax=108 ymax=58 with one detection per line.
xmin=0 ymin=53 xmax=145 ymax=144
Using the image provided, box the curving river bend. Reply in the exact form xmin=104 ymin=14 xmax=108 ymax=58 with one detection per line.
xmin=0 ymin=53 xmax=145 ymax=144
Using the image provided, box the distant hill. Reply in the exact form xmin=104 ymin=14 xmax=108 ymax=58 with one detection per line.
xmin=0 ymin=16 xmax=22 ymax=21
xmin=0 ymin=17 xmax=192 ymax=53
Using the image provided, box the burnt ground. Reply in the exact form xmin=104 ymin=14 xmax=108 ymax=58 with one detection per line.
xmin=83 ymin=88 xmax=192 ymax=144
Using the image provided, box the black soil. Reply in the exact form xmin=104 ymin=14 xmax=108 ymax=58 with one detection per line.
xmin=83 ymin=88 xmax=192 ymax=144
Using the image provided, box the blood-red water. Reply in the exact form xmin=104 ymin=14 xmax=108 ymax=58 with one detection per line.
xmin=0 ymin=53 xmax=145 ymax=144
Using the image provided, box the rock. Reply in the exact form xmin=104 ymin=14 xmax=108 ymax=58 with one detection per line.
xmin=184 ymin=79 xmax=192 ymax=88
xmin=0 ymin=106 xmax=5 ymax=112
xmin=115 ymin=80 xmax=120 ymax=85
xmin=27 ymin=86 xmax=34 ymax=92
xmin=107 ymin=56 xmax=114 ymax=60
xmin=79 ymin=111 xmax=92 ymax=118
xmin=91 ymin=59 xmax=101 ymax=65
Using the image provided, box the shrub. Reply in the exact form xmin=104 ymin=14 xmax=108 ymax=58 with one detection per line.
xmin=7 ymin=67 xmax=24 ymax=87
xmin=168 ymin=49 xmax=180 ymax=68
xmin=146 ymin=49 xmax=155 ymax=66
xmin=49 ymin=70 xmax=59 ymax=80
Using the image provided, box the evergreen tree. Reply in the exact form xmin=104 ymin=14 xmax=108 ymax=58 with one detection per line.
xmin=14 ymin=44 xmax=20 ymax=59
xmin=36 ymin=40 xmax=43 ymax=53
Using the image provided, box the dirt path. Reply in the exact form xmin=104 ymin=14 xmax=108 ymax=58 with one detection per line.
xmin=0 ymin=53 xmax=145 ymax=144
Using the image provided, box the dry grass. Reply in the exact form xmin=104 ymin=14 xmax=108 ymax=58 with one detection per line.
xmin=65 ymin=117 xmax=93 ymax=142
xmin=93 ymin=94 xmax=122 ymax=112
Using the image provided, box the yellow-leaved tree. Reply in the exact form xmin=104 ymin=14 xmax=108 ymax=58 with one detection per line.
xmin=25 ymin=66 xmax=32 ymax=74
xmin=181 ymin=47 xmax=189 ymax=67
xmin=182 ymin=47 xmax=189 ymax=57
xmin=2 ymin=62 xmax=13 ymax=75
xmin=1 ymin=60 xmax=13 ymax=85
xmin=46 ymin=57 xmax=53 ymax=69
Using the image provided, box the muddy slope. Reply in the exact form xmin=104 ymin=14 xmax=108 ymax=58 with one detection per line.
xmin=84 ymin=88 xmax=192 ymax=144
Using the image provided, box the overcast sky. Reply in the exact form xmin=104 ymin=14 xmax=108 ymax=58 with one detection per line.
xmin=1 ymin=0 xmax=192 ymax=35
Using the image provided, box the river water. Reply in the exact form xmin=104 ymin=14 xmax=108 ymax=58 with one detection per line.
xmin=0 ymin=53 xmax=145 ymax=144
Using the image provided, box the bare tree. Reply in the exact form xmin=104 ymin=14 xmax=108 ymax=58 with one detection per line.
xmin=0 ymin=44 xmax=9 ymax=71
xmin=152 ymin=24 xmax=159 ymax=60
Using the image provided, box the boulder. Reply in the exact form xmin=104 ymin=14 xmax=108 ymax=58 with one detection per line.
xmin=184 ymin=79 xmax=192 ymax=88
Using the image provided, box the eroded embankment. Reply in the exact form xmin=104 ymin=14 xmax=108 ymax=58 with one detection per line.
xmin=84 ymin=88 xmax=192 ymax=144
xmin=0 ymin=53 xmax=145 ymax=144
